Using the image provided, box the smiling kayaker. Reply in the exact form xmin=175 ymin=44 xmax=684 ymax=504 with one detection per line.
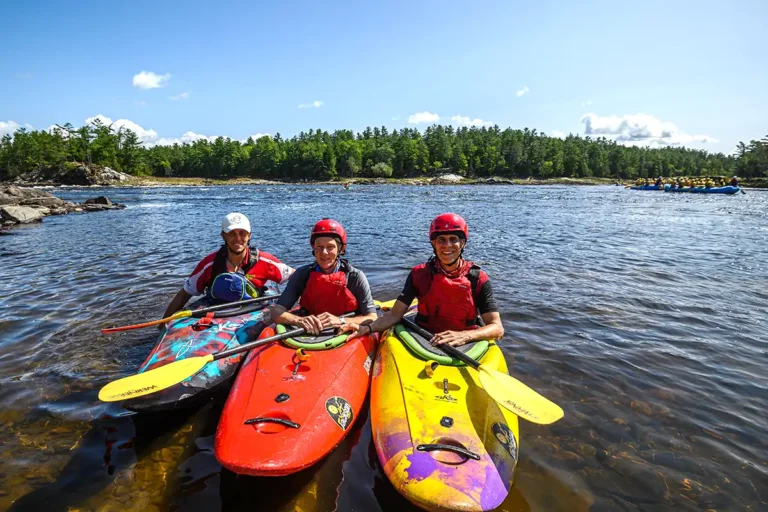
xmin=344 ymin=213 xmax=504 ymax=347
xmin=161 ymin=212 xmax=294 ymax=318
xmin=270 ymin=218 xmax=377 ymax=335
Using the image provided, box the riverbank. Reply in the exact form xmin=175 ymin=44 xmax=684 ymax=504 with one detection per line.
xmin=104 ymin=175 xmax=623 ymax=187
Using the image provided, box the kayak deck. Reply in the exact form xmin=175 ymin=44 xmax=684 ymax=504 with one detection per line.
xmin=214 ymin=325 xmax=378 ymax=476
xmin=372 ymin=327 xmax=519 ymax=511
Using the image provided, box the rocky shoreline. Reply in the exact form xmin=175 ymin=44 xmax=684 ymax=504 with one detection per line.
xmin=0 ymin=186 xmax=125 ymax=232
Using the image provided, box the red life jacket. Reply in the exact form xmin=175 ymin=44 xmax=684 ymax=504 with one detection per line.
xmin=299 ymin=260 xmax=358 ymax=316
xmin=412 ymin=259 xmax=482 ymax=333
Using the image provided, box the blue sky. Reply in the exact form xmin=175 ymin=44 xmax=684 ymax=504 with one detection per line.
xmin=1 ymin=0 xmax=766 ymax=153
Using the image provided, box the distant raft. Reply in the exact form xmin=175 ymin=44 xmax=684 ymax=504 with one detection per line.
xmin=664 ymin=185 xmax=740 ymax=195
xmin=629 ymin=185 xmax=663 ymax=190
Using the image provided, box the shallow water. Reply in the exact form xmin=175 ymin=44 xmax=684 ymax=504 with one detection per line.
xmin=1 ymin=184 xmax=766 ymax=511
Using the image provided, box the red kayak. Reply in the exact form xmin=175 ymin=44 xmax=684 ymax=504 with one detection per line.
xmin=214 ymin=323 xmax=378 ymax=476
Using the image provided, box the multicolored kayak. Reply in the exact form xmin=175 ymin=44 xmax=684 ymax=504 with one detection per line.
xmin=372 ymin=322 xmax=519 ymax=511
xmin=214 ymin=319 xmax=379 ymax=476
xmin=123 ymin=286 xmax=278 ymax=413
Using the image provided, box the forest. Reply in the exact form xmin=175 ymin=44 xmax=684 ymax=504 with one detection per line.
xmin=1 ymin=119 xmax=766 ymax=182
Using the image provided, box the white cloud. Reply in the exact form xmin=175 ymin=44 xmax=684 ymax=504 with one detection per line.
xmin=15 ymin=72 xmax=33 ymax=80
xmin=154 ymin=131 xmax=220 ymax=146
xmin=245 ymin=133 xmax=270 ymax=141
xmin=451 ymin=115 xmax=493 ymax=127
xmin=407 ymin=111 xmax=440 ymax=124
xmin=581 ymin=112 xmax=718 ymax=147
xmin=550 ymin=130 xmax=567 ymax=139
xmin=297 ymin=100 xmax=324 ymax=109
xmin=516 ymin=86 xmax=530 ymax=97
xmin=85 ymin=114 xmax=159 ymax=144
xmin=392 ymin=115 xmax=400 ymax=121
xmin=132 ymin=70 xmax=171 ymax=89
xmin=170 ymin=91 xmax=190 ymax=101
xmin=581 ymin=100 xmax=592 ymax=107
xmin=134 ymin=100 xmax=148 ymax=106
xmin=0 ymin=120 xmax=21 ymax=138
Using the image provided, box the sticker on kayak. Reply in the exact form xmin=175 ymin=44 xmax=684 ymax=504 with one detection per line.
xmin=492 ymin=422 xmax=517 ymax=462
xmin=325 ymin=396 xmax=354 ymax=430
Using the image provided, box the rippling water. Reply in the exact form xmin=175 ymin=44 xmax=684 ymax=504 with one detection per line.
xmin=1 ymin=184 xmax=766 ymax=511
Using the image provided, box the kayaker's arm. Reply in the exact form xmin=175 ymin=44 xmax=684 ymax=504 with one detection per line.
xmin=270 ymin=304 xmax=324 ymax=335
xmin=430 ymin=311 xmax=504 ymax=347
xmin=162 ymin=289 xmax=192 ymax=320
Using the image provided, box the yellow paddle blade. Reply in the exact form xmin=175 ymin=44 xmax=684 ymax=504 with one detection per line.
xmin=374 ymin=299 xmax=396 ymax=310
xmin=374 ymin=299 xmax=418 ymax=310
xmin=98 ymin=354 xmax=214 ymax=402
xmin=478 ymin=365 xmax=564 ymax=425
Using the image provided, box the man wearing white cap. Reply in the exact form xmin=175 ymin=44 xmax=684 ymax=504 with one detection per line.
xmin=161 ymin=212 xmax=294 ymax=317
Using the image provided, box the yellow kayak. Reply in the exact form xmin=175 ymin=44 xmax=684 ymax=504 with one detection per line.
xmin=371 ymin=323 xmax=520 ymax=511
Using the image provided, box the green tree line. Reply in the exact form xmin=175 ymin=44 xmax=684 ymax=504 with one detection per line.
xmin=1 ymin=119 xmax=766 ymax=181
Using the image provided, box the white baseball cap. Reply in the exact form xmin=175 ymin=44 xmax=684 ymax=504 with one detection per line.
xmin=221 ymin=212 xmax=251 ymax=233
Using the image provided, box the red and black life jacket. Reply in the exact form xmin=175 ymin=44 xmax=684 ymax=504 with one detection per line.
xmin=299 ymin=259 xmax=358 ymax=316
xmin=412 ymin=259 xmax=482 ymax=333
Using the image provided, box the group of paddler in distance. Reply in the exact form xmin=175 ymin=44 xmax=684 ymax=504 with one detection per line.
xmin=632 ymin=175 xmax=740 ymax=189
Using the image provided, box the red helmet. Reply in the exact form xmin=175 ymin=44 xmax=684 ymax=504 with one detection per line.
xmin=429 ymin=213 xmax=468 ymax=240
xmin=310 ymin=218 xmax=347 ymax=245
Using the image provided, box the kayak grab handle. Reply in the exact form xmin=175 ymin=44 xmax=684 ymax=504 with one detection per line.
xmin=416 ymin=443 xmax=480 ymax=460
xmin=244 ymin=417 xmax=300 ymax=429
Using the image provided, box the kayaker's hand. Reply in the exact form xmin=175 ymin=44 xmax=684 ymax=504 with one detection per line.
xmin=316 ymin=312 xmax=342 ymax=329
xmin=341 ymin=322 xmax=372 ymax=339
xmin=297 ymin=315 xmax=324 ymax=335
xmin=431 ymin=330 xmax=472 ymax=347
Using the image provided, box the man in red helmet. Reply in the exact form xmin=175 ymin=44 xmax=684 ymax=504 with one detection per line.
xmin=270 ymin=218 xmax=377 ymax=335
xmin=343 ymin=213 xmax=504 ymax=347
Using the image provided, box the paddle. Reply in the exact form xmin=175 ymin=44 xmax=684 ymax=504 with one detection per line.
xmin=101 ymin=294 xmax=281 ymax=334
xmin=399 ymin=316 xmax=564 ymax=425
xmin=98 ymin=312 xmax=355 ymax=402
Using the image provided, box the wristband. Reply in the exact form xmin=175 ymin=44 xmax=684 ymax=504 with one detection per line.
xmin=340 ymin=317 xmax=346 ymax=326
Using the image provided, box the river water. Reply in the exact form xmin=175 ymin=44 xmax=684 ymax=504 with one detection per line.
xmin=0 ymin=184 xmax=766 ymax=511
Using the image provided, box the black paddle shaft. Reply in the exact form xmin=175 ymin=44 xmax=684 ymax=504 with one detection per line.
xmin=191 ymin=293 xmax=281 ymax=317
xmin=212 ymin=312 xmax=356 ymax=361
xmin=400 ymin=316 xmax=481 ymax=370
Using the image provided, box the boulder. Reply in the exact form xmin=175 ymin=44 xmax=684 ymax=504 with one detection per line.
xmin=430 ymin=173 xmax=466 ymax=184
xmin=100 ymin=167 xmax=131 ymax=182
xmin=31 ymin=206 xmax=51 ymax=216
xmin=19 ymin=196 xmax=66 ymax=208
xmin=1 ymin=186 xmax=64 ymax=206
xmin=0 ymin=206 xmax=44 ymax=224
xmin=9 ymin=164 xmax=134 ymax=186
xmin=84 ymin=196 xmax=113 ymax=206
